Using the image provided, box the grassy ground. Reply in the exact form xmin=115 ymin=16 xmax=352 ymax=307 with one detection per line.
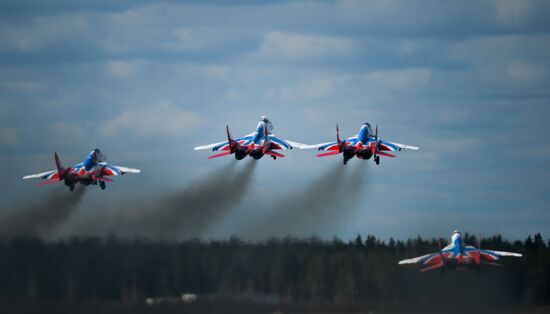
xmin=1 ymin=299 xmax=550 ymax=314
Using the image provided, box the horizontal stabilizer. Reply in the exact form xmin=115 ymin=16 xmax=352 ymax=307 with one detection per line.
xmin=420 ymin=262 xmax=444 ymax=272
xmin=317 ymin=151 xmax=341 ymax=157
xmin=265 ymin=151 xmax=285 ymax=158
xmin=377 ymin=152 xmax=396 ymax=158
xmin=36 ymin=179 xmax=60 ymax=186
xmin=208 ymin=151 xmax=232 ymax=159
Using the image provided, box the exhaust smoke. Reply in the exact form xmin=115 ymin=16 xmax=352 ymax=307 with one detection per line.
xmin=0 ymin=186 xmax=86 ymax=238
xmin=238 ymin=161 xmax=369 ymax=240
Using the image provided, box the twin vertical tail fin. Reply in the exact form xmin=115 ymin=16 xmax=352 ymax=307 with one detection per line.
xmin=209 ymin=126 xmax=237 ymax=159
xmin=316 ymin=124 xmax=344 ymax=157
xmin=474 ymin=237 xmax=482 ymax=266
xmin=226 ymin=125 xmax=234 ymax=144
xmin=262 ymin=123 xmax=271 ymax=154
xmin=227 ymin=125 xmax=238 ymax=153
xmin=54 ymin=152 xmax=64 ymax=172
xmin=54 ymin=152 xmax=69 ymax=179
xmin=36 ymin=152 xmax=68 ymax=185
xmin=336 ymin=124 xmax=341 ymax=146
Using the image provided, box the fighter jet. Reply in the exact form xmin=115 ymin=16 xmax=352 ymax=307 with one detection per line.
xmin=194 ymin=116 xmax=309 ymax=160
xmin=398 ymin=230 xmax=522 ymax=272
xmin=23 ymin=149 xmax=141 ymax=191
xmin=313 ymin=123 xmax=418 ymax=165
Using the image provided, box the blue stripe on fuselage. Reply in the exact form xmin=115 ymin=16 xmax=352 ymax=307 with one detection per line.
xmin=252 ymin=122 xmax=266 ymax=144
xmin=453 ymin=236 xmax=464 ymax=255
xmin=82 ymin=153 xmax=96 ymax=171
xmin=357 ymin=125 xmax=370 ymax=144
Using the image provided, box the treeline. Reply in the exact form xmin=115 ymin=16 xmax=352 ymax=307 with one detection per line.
xmin=0 ymin=234 xmax=548 ymax=307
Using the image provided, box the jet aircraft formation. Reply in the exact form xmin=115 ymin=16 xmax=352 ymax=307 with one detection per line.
xmin=193 ymin=116 xmax=419 ymax=164
xmin=22 ymin=116 xmax=523 ymax=273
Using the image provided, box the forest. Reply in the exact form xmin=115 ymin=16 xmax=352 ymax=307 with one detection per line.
xmin=0 ymin=233 xmax=549 ymax=312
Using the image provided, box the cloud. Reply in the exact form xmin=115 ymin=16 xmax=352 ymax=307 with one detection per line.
xmin=0 ymin=81 xmax=47 ymax=93
xmin=0 ymin=128 xmax=19 ymax=146
xmin=167 ymin=27 xmax=237 ymax=52
xmin=105 ymin=60 xmax=141 ymax=78
xmin=364 ymin=68 xmax=431 ymax=90
xmin=280 ymin=75 xmax=351 ymax=100
xmin=257 ymin=31 xmax=355 ymax=60
xmin=175 ymin=64 xmax=231 ymax=81
xmin=492 ymin=0 xmax=532 ymax=25
xmin=449 ymin=34 xmax=550 ymax=65
xmin=101 ymin=102 xmax=203 ymax=138
xmin=507 ymin=62 xmax=546 ymax=82
xmin=0 ymin=14 xmax=88 ymax=52
xmin=422 ymin=137 xmax=481 ymax=154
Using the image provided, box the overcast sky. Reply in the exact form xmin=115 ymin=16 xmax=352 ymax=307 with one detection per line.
xmin=1 ymin=0 xmax=549 ymax=241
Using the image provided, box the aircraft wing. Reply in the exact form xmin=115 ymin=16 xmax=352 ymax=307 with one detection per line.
xmin=478 ymin=249 xmax=522 ymax=260
xmin=398 ymin=252 xmax=440 ymax=265
xmin=102 ymin=165 xmax=141 ymax=176
xmin=22 ymin=170 xmax=58 ymax=180
xmin=193 ymin=140 xmax=230 ymax=151
xmin=398 ymin=246 xmax=456 ymax=266
xmin=267 ymin=135 xmax=313 ymax=150
xmin=285 ymin=140 xmax=317 ymax=149
xmin=309 ymin=141 xmax=337 ymax=150
xmin=381 ymin=140 xmax=419 ymax=151
xmin=488 ymin=250 xmax=522 ymax=257
xmin=194 ymin=134 xmax=255 ymax=151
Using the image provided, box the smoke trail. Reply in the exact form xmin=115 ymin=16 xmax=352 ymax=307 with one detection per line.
xmin=168 ymin=159 xmax=257 ymax=238
xmin=0 ymin=186 xmax=86 ymax=238
xmin=80 ymin=160 xmax=258 ymax=239
xmin=239 ymin=161 xmax=369 ymax=240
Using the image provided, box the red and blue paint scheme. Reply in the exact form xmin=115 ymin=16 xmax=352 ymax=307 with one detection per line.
xmin=398 ymin=230 xmax=522 ymax=272
xmin=313 ymin=123 xmax=419 ymax=165
xmin=194 ymin=116 xmax=310 ymax=160
xmin=22 ymin=149 xmax=141 ymax=191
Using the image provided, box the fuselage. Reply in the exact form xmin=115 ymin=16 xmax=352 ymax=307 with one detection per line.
xmin=441 ymin=231 xmax=479 ymax=269
xmin=236 ymin=120 xmax=274 ymax=160
xmin=357 ymin=123 xmax=372 ymax=144
xmin=64 ymin=149 xmax=107 ymax=186
xmin=343 ymin=123 xmax=374 ymax=162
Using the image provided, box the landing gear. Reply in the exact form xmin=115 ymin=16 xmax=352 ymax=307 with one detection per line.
xmin=272 ymin=156 xmax=277 ymax=160
xmin=69 ymin=185 xmax=75 ymax=192
xmin=374 ymin=156 xmax=380 ymax=165
xmin=100 ymin=181 xmax=106 ymax=190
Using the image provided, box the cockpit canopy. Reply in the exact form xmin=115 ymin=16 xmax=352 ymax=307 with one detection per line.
xmin=93 ymin=148 xmax=107 ymax=163
xmin=364 ymin=122 xmax=374 ymax=136
xmin=260 ymin=116 xmax=274 ymax=134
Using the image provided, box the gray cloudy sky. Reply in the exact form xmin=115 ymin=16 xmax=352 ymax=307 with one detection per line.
xmin=1 ymin=0 xmax=549 ymax=241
